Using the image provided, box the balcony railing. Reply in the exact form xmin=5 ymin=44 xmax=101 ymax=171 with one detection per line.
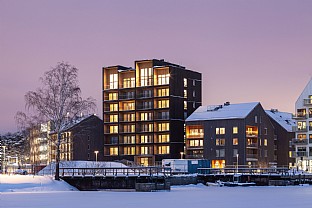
xmin=304 ymin=99 xmax=312 ymax=106
xmin=296 ymin=152 xmax=307 ymax=157
xmin=292 ymin=126 xmax=308 ymax=132
xmin=246 ymin=154 xmax=258 ymax=159
xmin=292 ymin=113 xmax=308 ymax=120
xmin=119 ymin=94 xmax=135 ymax=100
xmin=292 ymin=138 xmax=308 ymax=145
xmin=246 ymin=143 xmax=258 ymax=148
xmin=246 ymin=133 xmax=258 ymax=137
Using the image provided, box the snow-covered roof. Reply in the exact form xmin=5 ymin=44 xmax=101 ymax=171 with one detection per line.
xmin=61 ymin=115 xmax=95 ymax=131
xmin=265 ymin=110 xmax=296 ymax=132
xmin=186 ymin=102 xmax=260 ymax=122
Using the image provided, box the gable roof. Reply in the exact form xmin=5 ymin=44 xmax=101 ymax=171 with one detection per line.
xmin=186 ymin=102 xmax=260 ymax=122
xmin=265 ymin=110 xmax=296 ymax=132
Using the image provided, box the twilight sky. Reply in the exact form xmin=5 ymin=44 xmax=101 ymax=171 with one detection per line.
xmin=1 ymin=0 xmax=312 ymax=134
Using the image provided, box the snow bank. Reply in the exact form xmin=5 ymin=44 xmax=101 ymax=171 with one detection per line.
xmin=0 ymin=175 xmax=77 ymax=192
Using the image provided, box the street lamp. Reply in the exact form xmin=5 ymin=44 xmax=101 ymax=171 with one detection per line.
xmin=94 ymin=151 xmax=99 ymax=162
xmin=236 ymin=154 xmax=239 ymax=174
xmin=180 ymin=152 xmax=184 ymax=159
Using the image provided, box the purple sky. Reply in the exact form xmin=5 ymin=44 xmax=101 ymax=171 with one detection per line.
xmin=1 ymin=0 xmax=312 ymax=134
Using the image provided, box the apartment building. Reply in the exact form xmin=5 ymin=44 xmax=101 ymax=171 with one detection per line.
xmin=185 ymin=102 xmax=275 ymax=168
xmin=293 ymin=78 xmax=312 ymax=172
xmin=102 ymin=59 xmax=202 ymax=166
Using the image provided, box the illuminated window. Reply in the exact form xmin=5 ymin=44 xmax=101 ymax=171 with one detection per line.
xmin=184 ymin=78 xmax=187 ymax=87
xmin=123 ymin=77 xmax=135 ymax=88
xmin=141 ymin=123 xmax=153 ymax=132
xmin=109 ymin=103 xmax=118 ymax=111
xmin=123 ymin=124 xmax=135 ymax=133
xmin=216 ymin=128 xmax=225 ymax=135
xmin=140 ymin=68 xmax=153 ymax=86
xmin=157 ymin=74 xmax=170 ymax=85
xmin=184 ymin=90 xmax=187 ymax=98
xmin=140 ymin=112 xmax=152 ymax=121
xmin=109 ymin=125 xmax=118 ymax=133
xmin=123 ymin=102 xmax=135 ymax=111
xmin=233 ymin=127 xmax=238 ymax=134
xmin=158 ymin=146 xmax=170 ymax=154
xmin=158 ymin=134 xmax=170 ymax=143
xmin=184 ymin=101 xmax=187 ymax=110
xmin=108 ymin=92 xmax=118 ymax=100
xmin=158 ymin=123 xmax=169 ymax=131
xmin=189 ymin=139 xmax=203 ymax=147
xmin=289 ymin=151 xmax=292 ymax=158
xmin=233 ymin=138 xmax=238 ymax=145
xmin=123 ymin=113 xmax=135 ymax=122
xmin=157 ymin=88 xmax=169 ymax=97
xmin=140 ymin=135 xmax=153 ymax=143
xmin=264 ymin=139 xmax=268 ymax=146
xmin=216 ymin=138 xmax=225 ymax=146
xmin=123 ymin=136 xmax=135 ymax=144
xmin=109 ymin=147 xmax=118 ymax=155
xmin=124 ymin=147 xmax=135 ymax=155
xmin=157 ymin=100 xmax=169 ymax=108
xmin=140 ymin=146 xmax=150 ymax=155
xmin=109 ymin=74 xmax=118 ymax=89
xmin=109 ymin=115 xmax=118 ymax=122
xmin=188 ymin=126 xmax=204 ymax=138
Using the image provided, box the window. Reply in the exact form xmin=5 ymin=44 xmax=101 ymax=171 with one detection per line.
xmin=141 ymin=123 xmax=153 ymax=132
xmin=187 ymin=126 xmax=204 ymax=138
xmin=123 ymin=113 xmax=135 ymax=122
xmin=140 ymin=112 xmax=153 ymax=121
xmin=123 ymin=77 xmax=135 ymax=88
xmin=157 ymin=99 xmax=169 ymax=108
xmin=158 ymin=134 xmax=170 ymax=143
xmin=109 ymin=115 xmax=118 ymax=122
xmin=123 ymin=136 xmax=135 ymax=144
xmin=216 ymin=128 xmax=225 ymax=135
xmin=158 ymin=146 xmax=170 ymax=154
xmin=123 ymin=124 xmax=135 ymax=133
xmin=184 ymin=90 xmax=187 ymax=98
xmin=216 ymin=149 xmax=225 ymax=157
xmin=184 ymin=101 xmax=187 ymax=110
xmin=109 ymin=103 xmax=118 ymax=111
xmin=140 ymin=146 xmax=150 ymax=155
xmin=111 ymin=137 xmax=118 ymax=144
xmin=109 ymin=125 xmax=118 ymax=133
xmin=157 ymin=88 xmax=169 ymax=97
xmin=158 ymin=123 xmax=169 ymax=131
xmin=142 ymin=90 xmax=152 ymax=97
xmin=142 ymin=101 xmax=152 ymax=109
xmin=255 ymin=116 xmax=258 ymax=123
xmin=108 ymin=92 xmax=118 ymax=100
xmin=233 ymin=149 xmax=238 ymax=157
xmin=189 ymin=139 xmax=203 ymax=147
xmin=289 ymin=151 xmax=292 ymax=158
xmin=233 ymin=127 xmax=238 ymax=134
xmin=157 ymin=74 xmax=170 ymax=85
xmin=124 ymin=147 xmax=135 ymax=155
xmin=109 ymin=147 xmax=118 ymax=155
xmin=264 ymin=150 xmax=268 ymax=157
xmin=184 ymin=78 xmax=187 ymax=87
xmin=264 ymin=128 xmax=268 ymax=135
xmin=109 ymin=74 xmax=118 ymax=89
xmin=140 ymin=135 xmax=152 ymax=143
xmin=216 ymin=138 xmax=225 ymax=146
xmin=193 ymin=90 xmax=196 ymax=97
xmin=233 ymin=138 xmax=238 ymax=145
xmin=123 ymin=102 xmax=135 ymax=111
xmin=298 ymin=121 xmax=307 ymax=130
xmin=264 ymin=139 xmax=268 ymax=146
xmin=140 ymin=68 xmax=153 ymax=86
xmin=193 ymin=80 xmax=196 ymax=86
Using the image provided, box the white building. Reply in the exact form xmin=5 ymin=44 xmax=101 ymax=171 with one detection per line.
xmin=294 ymin=78 xmax=312 ymax=172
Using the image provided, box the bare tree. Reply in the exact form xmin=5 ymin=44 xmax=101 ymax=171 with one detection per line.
xmin=17 ymin=62 xmax=95 ymax=180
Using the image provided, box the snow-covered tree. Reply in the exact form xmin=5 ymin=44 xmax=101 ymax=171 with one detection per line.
xmin=17 ymin=62 xmax=95 ymax=180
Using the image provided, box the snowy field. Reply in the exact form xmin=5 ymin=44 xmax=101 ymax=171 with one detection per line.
xmin=1 ymin=175 xmax=312 ymax=208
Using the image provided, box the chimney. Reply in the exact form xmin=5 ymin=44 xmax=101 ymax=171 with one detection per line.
xmin=224 ymin=102 xmax=230 ymax=106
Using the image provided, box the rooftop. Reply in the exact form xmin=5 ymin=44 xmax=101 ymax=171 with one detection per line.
xmin=186 ymin=102 xmax=260 ymax=121
xmin=265 ymin=109 xmax=296 ymax=132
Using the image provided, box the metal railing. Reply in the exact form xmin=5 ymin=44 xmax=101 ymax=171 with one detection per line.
xmin=198 ymin=167 xmax=289 ymax=175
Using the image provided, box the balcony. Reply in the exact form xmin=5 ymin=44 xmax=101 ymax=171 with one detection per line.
xmin=246 ymin=132 xmax=258 ymax=138
xmin=304 ymin=99 xmax=312 ymax=106
xmin=119 ymin=94 xmax=135 ymax=100
xmin=246 ymin=143 xmax=258 ymax=148
xmin=246 ymin=154 xmax=258 ymax=161
xmin=292 ymin=113 xmax=308 ymax=120
xmin=292 ymin=138 xmax=308 ymax=145
xmin=292 ymin=126 xmax=308 ymax=132
xmin=296 ymin=152 xmax=307 ymax=157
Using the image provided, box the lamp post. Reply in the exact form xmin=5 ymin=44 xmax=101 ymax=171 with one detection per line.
xmin=94 ymin=151 xmax=99 ymax=162
xmin=180 ymin=152 xmax=184 ymax=159
xmin=236 ymin=153 xmax=239 ymax=174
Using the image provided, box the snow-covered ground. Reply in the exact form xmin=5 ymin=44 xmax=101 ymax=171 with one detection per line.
xmin=1 ymin=175 xmax=312 ymax=208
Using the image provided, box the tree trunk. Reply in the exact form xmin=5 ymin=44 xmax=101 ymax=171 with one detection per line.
xmin=55 ymin=133 xmax=61 ymax=180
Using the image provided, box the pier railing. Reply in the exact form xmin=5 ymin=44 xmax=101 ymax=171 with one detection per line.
xmin=59 ymin=166 xmax=172 ymax=177
xmin=198 ymin=167 xmax=289 ymax=175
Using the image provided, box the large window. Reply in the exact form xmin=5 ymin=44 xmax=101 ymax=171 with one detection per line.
xmin=140 ymin=146 xmax=151 ymax=155
xmin=124 ymin=147 xmax=135 ymax=155
xmin=109 ymin=103 xmax=118 ymax=111
xmin=216 ymin=149 xmax=225 ymax=158
xmin=109 ymin=147 xmax=118 ymax=155
xmin=187 ymin=126 xmax=204 ymax=138
xmin=216 ymin=138 xmax=225 ymax=146
xmin=109 ymin=125 xmax=118 ymax=133
xmin=140 ymin=135 xmax=153 ymax=143
xmin=123 ymin=124 xmax=135 ymax=133
xmin=123 ymin=102 xmax=135 ymax=111
xmin=108 ymin=92 xmax=118 ymax=100
xmin=140 ymin=112 xmax=153 ymax=121
xmin=140 ymin=68 xmax=153 ymax=86
xmin=123 ymin=136 xmax=135 ymax=144
xmin=158 ymin=123 xmax=169 ymax=131
xmin=109 ymin=74 xmax=118 ymax=89
xmin=157 ymin=88 xmax=169 ymax=97
xmin=123 ymin=77 xmax=135 ymax=88
xmin=123 ymin=113 xmax=135 ymax=122
xmin=141 ymin=123 xmax=153 ymax=132
xmin=109 ymin=115 xmax=118 ymax=122
xmin=157 ymin=74 xmax=170 ymax=85
xmin=157 ymin=134 xmax=170 ymax=143
xmin=157 ymin=99 xmax=169 ymax=108
xmin=158 ymin=146 xmax=170 ymax=154
xmin=216 ymin=128 xmax=225 ymax=135
xmin=189 ymin=139 xmax=203 ymax=147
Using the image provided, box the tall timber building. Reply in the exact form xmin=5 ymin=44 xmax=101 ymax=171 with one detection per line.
xmin=102 ymin=59 xmax=202 ymax=166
